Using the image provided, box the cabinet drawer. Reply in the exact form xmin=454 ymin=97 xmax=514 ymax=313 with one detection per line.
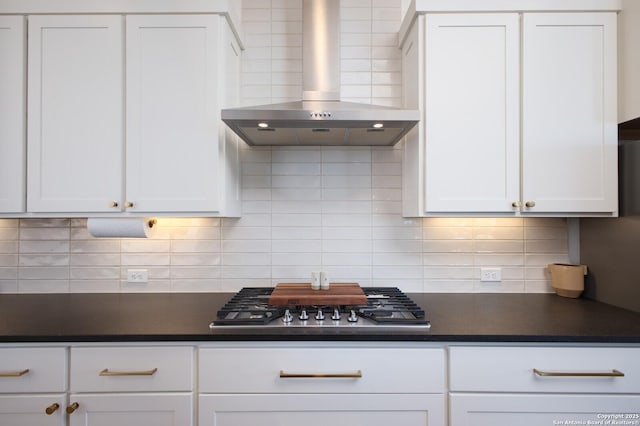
xmin=449 ymin=346 xmax=640 ymax=393
xmin=199 ymin=347 xmax=445 ymax=393
xmin=70 ymin=346 xmax=193 ymax=392
xmin=0 ymin=347 xmax=67 ymax=393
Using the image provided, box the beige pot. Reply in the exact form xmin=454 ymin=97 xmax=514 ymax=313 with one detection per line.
xmin=547 ymin=263 xmax=588 ymax=298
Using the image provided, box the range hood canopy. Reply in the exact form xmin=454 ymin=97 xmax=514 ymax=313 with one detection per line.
xmin=221 ymin=0 xmax=419 ymax=146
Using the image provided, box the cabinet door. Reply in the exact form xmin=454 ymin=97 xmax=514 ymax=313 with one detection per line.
xmin=0 ymin=395 xmax=65 ymax=426
xmin=424 ymin=14 xmax=520 ymax=213
xmin=126 ymin=15 xmax=221 ymax=213
xmin=450 ymin=393 xmax=640 ymax=426
xmin=68 ymin=394 xmax=192 ymax=426
xmin=522 ymin=13 xmax=617 ymax=214
xmin=0 ymin=16 xmax=25 ymax=213
xmin=200 ymin=394 xmax=445 ymax=426
xmin=27 ymin=15 xmax=123 ymax=213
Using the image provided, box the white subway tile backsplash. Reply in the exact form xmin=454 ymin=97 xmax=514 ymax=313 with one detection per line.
xmin=272 ymin=213 xmax=321 ymax=227
xmin=87 ymin=278 xmax=129 ymax=291
xmin=272 ymin=175 xmax=321 ymax=188
xmin=271 ymin=226 xmax=322 ymax=239
xmin=0 ymin=228 xmax=18 ymax=240
xmin=70 ymin=266 xmax=120 ymax=280
xmin=272 ymin=239 xmax=322 ymax=253
xmin=273 ymin=188 xmax=322 ymax=201
xmin=323 ymin=188 xmax=372 ymax=201
xmin=341 ymin=20 xmax=373 ymax=33
xmin=71 ymin=254 xmax=121 ymax=267
xmin=0 ymin=265 xmax=17 ymax=278
xmin=171 ymin=253 xmax=221 ymax=267
xmin=0 ymin=279 xmax=19 ymax=292
xmin=321 ymin=200 xmax=372 ymax=214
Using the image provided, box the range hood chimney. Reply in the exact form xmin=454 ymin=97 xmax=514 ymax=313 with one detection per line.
xmin=221 ymin=0 xmax=419 ymax=146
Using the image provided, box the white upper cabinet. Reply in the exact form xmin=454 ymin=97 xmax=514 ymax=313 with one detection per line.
xmin=0 ymin=16 xmax=25 ymax=213
xmin=423 ymin=13 xmax=520 ymax=213
xmin=27 ymin=15 xmax=124 ymax=213
xmin=25 ymin=11 xmax=242 ymax=216
xmin=126 ymin=15 xmax=240 ymax=215
xmin=521 ymin=13 xmax=618 ymax=214
xmin=401 ymin=2 xmax=619 ymax=217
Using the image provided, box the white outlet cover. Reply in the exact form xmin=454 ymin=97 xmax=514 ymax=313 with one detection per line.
xmin=480 ymin=267 xmax=502 ymax=282
xmin=127 ymin=269 xmax=148 ymax=283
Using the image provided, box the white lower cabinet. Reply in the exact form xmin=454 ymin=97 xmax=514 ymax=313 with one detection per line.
xmin=4 ymin=343 xmax=640 ymax=426
xmin=0 ymin=347 xmax=67 ymax=425
xmin=198 ymin=345 xmax=446 ymax=426
xmin=451 ymin=394 xmax=640 ymax=426
xmin=68 ymin=394 xmax=192 ymax=426
xmin=68 ymin=346 xmax=194 ymax=426
xmin=449 ymin=346 xmax=640 ymax=426
xmin=200 ymin=394 xmax=444 ymax=426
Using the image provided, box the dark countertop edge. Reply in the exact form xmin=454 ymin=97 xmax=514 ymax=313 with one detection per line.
xmin=2 ymin=334 xmax=640 ymax=344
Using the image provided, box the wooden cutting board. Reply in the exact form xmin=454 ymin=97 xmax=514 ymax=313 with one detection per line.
xmin=269 ymin=283 xmax=367 ymax=306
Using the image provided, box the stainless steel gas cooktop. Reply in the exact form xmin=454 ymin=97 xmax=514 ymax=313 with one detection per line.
xmin=209 ymin=287 xmax=431 ymax=330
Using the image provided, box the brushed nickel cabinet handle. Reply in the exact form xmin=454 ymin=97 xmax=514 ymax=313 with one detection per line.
xmin=0 ymin=368 xmax=29 ymax=377
xmin=99 ymin=367 xmax=158 ymax=376
xmin=533 ymin=368 xmax=624 ymax=377
xmin=109 ymin=201 xmax=119 ymax=208
xmin=45 ymin=403 xmax=60 ymax=415
xmin=525 ymin=201 xmax=536 ymax=208
xmin=279 ymin=370 xmax=362 ymax=379
xmin=512 ymin=201 xmax=522 ymax=208
xmin=66 ymin=402 xmax=79 ymax=414
xmin=125 ymin=201 xmax=134 ymax=208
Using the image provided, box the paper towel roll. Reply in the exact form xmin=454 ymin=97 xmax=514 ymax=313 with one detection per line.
xmin=87 ymin=218 xmax=157 ymax=238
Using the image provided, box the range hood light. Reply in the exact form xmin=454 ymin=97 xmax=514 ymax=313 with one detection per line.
xmin=372 ymin=123 xmax=384 ymax=129
xmin=257 ymin=122 xmax=269 ymax=128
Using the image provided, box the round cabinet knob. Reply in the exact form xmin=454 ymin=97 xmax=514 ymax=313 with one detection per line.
xmin=66 ymin=402 xmax=79 ymax=414
xmin=109 ymin=201 xmax=119 ymax=208
xmin=525 ymin=201 xmax=536 ymax=208
xmin=511 ymin=201 xmax=522 ymax=208
xmin=125 ymin=201 xmax=134 ymax=208
xmin=45 ymin=403 xmax=60 ymax=415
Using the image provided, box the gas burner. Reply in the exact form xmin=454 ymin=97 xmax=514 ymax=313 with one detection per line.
xmin=210 ymin=287 xmax=430 ymax=330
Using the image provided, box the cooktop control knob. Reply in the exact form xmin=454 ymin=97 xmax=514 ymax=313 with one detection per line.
xmin=315 ymin=309 xmax=325 ymax=321
xmin=282 ymin=309 xmax=293 ymax=323
xmin=331 ymin=308 xmax=341 ymax=321
xmin=347 ymin=309 xmax=358 ymax=323
xmin=299 ymin=309 xmax=309 ymax=321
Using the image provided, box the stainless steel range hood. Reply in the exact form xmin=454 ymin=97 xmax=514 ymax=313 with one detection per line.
xmin=221 ymin=0 xmax=419 ymax=146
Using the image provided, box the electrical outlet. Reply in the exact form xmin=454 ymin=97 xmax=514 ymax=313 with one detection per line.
xmin=480 ymin=267 xmax=502 ymax=282
xmin=127 ymin=269 xmax=148 ymax=283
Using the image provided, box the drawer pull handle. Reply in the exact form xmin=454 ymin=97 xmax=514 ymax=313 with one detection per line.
xmin=279 ymin=370 xmax=362 ymax=379
xmin=66 ymin=402 xmax=79 ymax=414
xmin=45 ymin=403 xmax=60 ymax=415
xmin=99 ymin=367 xmax=158 ymax=377
xmin=0 ymin=368 xmax=29 ymax=377
xmin=533 ymin=368 xmax=624 ymax=377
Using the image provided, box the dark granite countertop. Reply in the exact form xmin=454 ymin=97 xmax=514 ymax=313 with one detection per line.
xmin=1 ymin=292 xmax=639 ymax=343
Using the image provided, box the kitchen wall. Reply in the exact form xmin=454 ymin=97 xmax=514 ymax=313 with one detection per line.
xmin=0 ymin=0 xmax=570 ymax=294
xmin=581 ymin=216 xmax=640 ymax=313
